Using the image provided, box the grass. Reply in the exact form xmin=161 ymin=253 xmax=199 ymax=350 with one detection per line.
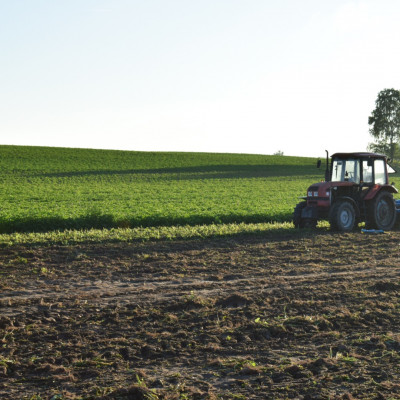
xmin=0 ymin=145 xmax=321 ymax=234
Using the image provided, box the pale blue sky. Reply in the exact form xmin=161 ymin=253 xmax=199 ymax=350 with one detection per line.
xmin=1 ymin=0 xmax=399 ymax=157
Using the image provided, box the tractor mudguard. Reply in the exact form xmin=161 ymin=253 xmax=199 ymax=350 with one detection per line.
xmin=301 ymin=206 xmax=318 ymax=219
xmin=363 ymin=185 xmax=398 ymax=201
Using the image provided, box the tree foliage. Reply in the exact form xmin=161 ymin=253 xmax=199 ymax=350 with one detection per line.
xmin=367 ymin=141 xmax=391 ymax=156
xmin=368 ymin=88 xmax=400 ymax=160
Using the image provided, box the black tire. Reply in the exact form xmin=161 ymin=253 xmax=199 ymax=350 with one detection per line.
xmin=293 ymin=202 xmax=306 ymax=228
xmin=329 ymin=200 xmax=356 ymax=232
xmin=366 ymin=191 xmax=396 ymax=231
xmin=302 ymin=218 xmax=317 ymax=229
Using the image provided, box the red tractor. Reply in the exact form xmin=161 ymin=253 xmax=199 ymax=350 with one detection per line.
xmin=294 ymin=151 xmax=398 ymax=232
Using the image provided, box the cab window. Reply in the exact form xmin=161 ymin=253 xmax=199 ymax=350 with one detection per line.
xmin=332 ymin=159 xmax=360 ymax=183
xmin=362 ymin=160 xmax=373 ymax=183
xmin=332 ymin=160 xmax=343 ymax=181
xmin=375 ymin=159 xmax=387 ymax=184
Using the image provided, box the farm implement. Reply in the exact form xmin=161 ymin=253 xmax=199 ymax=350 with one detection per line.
xmin=294 ymin=151 xmax=399 ymax=232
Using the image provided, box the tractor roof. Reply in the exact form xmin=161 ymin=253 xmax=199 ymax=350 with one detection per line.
xmin=331 ymin=152 xmax=387 ymax=159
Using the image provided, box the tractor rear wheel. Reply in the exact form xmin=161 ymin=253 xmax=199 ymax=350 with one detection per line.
xmin=366 ymin=191 xmax=396 ymax=231
xmin=329 ymin=200 xmax=356 ymax=232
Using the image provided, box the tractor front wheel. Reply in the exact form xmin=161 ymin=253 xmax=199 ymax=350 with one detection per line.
xmin=293 ymin=201 xmax=306 ymax=228
xmin=367 ymin=191 xmax=396 ymax=231
xmin=329 ymin=200 xmax=356 ymax=232
xmin=293 ymin=202 xmax=317 ymax=228
xmin=302 ymin=218 xmax=317 ymax=229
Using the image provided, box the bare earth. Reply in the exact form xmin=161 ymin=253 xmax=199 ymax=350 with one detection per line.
xmin=1 ymin=231 xmax=400 ymax=399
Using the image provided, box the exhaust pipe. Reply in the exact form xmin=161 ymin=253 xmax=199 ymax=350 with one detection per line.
xmin=325 ymin=150 xmax=329 ymax=181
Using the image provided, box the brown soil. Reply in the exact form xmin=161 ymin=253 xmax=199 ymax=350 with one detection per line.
xmin=1 ymin=231 xmax=400 ymax=399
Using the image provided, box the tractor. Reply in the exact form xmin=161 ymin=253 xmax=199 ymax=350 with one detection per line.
xmin=294 ymin=151 xmax=398 ymax=232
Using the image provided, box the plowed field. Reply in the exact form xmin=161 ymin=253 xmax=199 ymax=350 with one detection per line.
xmin=2 ymin=231 xmax=400 ymax=399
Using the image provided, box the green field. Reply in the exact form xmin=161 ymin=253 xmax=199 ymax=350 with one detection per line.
xmin=0 ymin=145 xmax=332 ymax=234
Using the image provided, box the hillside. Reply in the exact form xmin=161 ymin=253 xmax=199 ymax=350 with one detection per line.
xmin=0 ymin=145 xmax=321 ymax=233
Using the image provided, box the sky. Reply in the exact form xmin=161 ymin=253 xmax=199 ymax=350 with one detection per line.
xmin=1 ymin=0 xmax=400 ymax=158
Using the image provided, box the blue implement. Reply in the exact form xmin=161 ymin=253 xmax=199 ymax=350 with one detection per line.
xmin=361 ymin=229 xmax=385 ymax=234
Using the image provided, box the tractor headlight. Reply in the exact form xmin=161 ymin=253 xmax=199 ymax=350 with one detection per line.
xmin=308 ymin=191 xmax=312 ymax=197
xmin=314 ymin=191 xmax=318 ymax=197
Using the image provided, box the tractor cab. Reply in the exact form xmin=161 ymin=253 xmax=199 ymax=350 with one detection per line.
xmin=330 ymin=153 xmax=395 ymax=186
xmin=294 ymin=152 xmax=398 ymax=231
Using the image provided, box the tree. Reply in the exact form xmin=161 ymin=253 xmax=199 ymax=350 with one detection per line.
xmin=368 ymin=88 xmax=400 ymax=160
xmin=367 ymin=141 xmax=391 ymax=155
